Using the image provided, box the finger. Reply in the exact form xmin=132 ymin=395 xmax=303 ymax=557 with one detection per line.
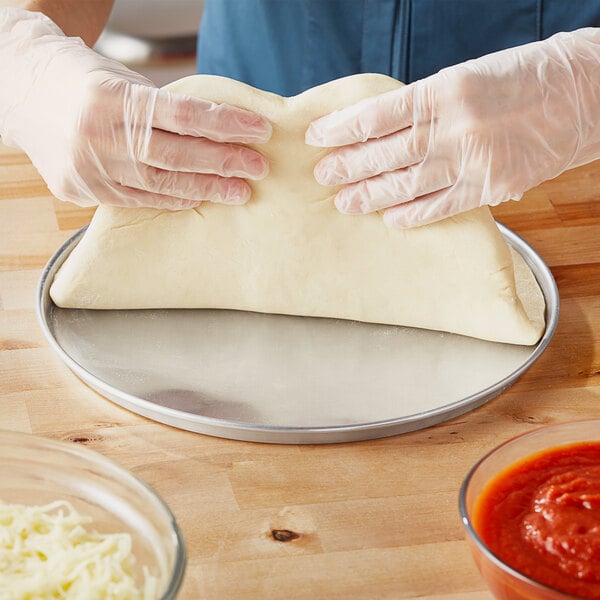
xmin=114 ymin=164 xmax=252 ymax=205
xmin=306 ymin=85 xmax=414 ymax=147
xmin=102 ymin=185 xmax=202 ymax=211
xmin=152 ymin=88 xmax=272 ymax=143
xmin=334 ymin=164 xmax=454 ymax=214
xmin=314 ymin=129 xmax=423 ymax=185
xmin=59 ymin=167 xmax=201 ymax=210
xmin=143 ymin=129 xmax=269 ymax=180
xmin=382 ymin=187 xmax=467 ymax=228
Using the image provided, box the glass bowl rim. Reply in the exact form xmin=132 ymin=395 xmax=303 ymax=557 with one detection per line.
xmin=458 ymin=419 xmax=600 ymax=600
xmin=0 ymin=428 xmax=186 ymax=600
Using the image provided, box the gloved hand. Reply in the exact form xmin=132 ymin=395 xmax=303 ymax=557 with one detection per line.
xmin=0 ymin=8 xmax=271 ymax=209
xmin=306 ymin=28 xmax=600 ymax=227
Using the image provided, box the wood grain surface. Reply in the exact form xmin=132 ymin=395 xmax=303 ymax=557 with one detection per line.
xmin=1 ymin=140 xmax=599 ymax=599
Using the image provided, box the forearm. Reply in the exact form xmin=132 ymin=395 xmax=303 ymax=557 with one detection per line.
xmin=0 ymin=0 xmax=113 ymax=45
xmin=554 ymin=28 xmax=600 ymax=167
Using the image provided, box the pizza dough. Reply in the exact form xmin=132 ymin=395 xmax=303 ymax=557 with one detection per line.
xmin=50 ymin=73 xmax=546 ymax=345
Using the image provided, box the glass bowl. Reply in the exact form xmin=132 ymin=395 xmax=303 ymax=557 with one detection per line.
xmin=460 ymin=419 xmax=600 ymax=600
xmin=0 ymin=429 xmax=185 ymax=598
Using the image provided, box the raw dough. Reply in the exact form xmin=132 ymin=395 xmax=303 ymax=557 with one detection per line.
xmin=50 ymin=73 xmax=546 ymax=345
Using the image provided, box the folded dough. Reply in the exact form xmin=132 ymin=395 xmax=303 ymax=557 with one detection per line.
xmin=50 ymin=73 xmax=545 ymax=345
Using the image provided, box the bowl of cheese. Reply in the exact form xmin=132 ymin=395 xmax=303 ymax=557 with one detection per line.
xmin=0 ymin=429 xmax=185 ymax=599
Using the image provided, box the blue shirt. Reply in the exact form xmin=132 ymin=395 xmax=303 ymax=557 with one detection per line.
xmin=197 ymin=0 xmax=600 ymax=96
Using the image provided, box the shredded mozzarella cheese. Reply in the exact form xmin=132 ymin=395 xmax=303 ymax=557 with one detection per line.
xmin=0 ymin=500 xmax=158 ymax=600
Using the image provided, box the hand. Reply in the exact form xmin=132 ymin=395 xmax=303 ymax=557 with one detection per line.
xmin=306 ymin=29 xmax=600 ymax=227
xmin=0 ymin=8 xmax=271 ymax=209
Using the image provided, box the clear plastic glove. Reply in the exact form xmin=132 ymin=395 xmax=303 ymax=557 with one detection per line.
xmin=306 ymin=28 xmax=600 ymax=227
xmin=0 ymin=8 xmax=271 ymax=209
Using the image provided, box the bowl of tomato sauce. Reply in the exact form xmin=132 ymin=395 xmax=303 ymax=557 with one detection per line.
xmin=460 ymin=420 xmax=600 ymax=600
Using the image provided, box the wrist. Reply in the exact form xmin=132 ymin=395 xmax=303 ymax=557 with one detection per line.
xmin=0 ymin=7 xmax=146 ymax=153
xmin=547 ymin=28 xmax=600 ymax=169
xmin=0 ymin=8 xmax=69 ymax=147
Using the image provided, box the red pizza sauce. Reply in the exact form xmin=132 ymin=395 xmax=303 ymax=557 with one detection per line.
xmin=473 ymin=442 xmax=600 ymax=599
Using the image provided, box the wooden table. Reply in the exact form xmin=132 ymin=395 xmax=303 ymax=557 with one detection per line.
xmin=1 ymin=140 xmax=599 ymax=599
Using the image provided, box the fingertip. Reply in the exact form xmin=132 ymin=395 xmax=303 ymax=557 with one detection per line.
xmin=245 ymin=155 xmax=270 ymax=180
xmin=220 ymin=179 xmax=252 ymax=205
xmin=336 ymin=183 xmax=378 ymax=215
xmin=305 ymin=121 xmax=328 ymax=147
xmin=174 ymin=199 xmax=203 ymax=211
xmin=228 ymin=107 xmax=272 ymax=143
xmin=252 ymin=116 xmax=273 ymax=143
xmin=314 ymin=159 xmax=334 ymax=186
xmin=222 ymin=196 xmax=249 ymax=206
xmin=334 ymin=192 xmax=349 ymax=213
xmin=383 ymin=206 xmax=426 ymax=229
xmin=333 ymin=190 xmax=361 ymax=214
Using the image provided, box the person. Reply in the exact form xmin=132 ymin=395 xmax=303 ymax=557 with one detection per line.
xmin=1 ymin=0 xmax=600 ymax=228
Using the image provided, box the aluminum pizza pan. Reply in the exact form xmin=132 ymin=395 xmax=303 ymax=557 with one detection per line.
xmin=37 ymin=223 xmax=559 ymax=444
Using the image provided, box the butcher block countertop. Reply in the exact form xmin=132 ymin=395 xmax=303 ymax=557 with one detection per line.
xmin=1 ymin=140 xmax=599 ymax=599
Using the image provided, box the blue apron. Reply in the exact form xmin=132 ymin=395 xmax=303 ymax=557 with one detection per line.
xmin=197 ymin=0 xmax=600 ymax=96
